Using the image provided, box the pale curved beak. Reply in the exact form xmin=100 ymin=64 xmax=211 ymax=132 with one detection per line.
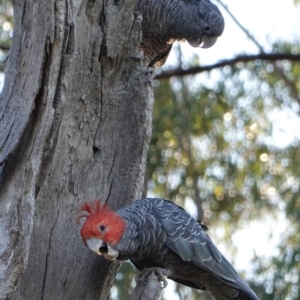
xmin=187 ymin=35 xmax=218 ymax=49
xmin=187 ymin=38 xmax=201 ymax=48
xmin=199 ymin=35 xmax=218 ymax=49
xmin=86 ymin=238 xmax=119 ymax=261
xmin=86 ymin=238 xmax=103 ymax=255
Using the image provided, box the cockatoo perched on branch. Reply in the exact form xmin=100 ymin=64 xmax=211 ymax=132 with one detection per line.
xmin=78 ymin=198 xmax=259 ymax=300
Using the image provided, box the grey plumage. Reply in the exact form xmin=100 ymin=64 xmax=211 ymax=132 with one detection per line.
xmin=116 ymin=198 xmax=259 ymax=300
xmin=137 ymin=0 xmax=225 ymax=66
xmin=79 ymin=198 xmax=259 ymax=299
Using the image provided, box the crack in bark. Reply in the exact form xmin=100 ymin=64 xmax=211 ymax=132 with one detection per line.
xmin=41 ymin=202 xmax=61 ymax=300
xmin=1 ymin=0 xmax=153 ymax=298
xmin=106 ymin=177 xmax=115 ymax=204
xmin=20 ymin=0 xmax=27 ymax=25
xmin=107 ymin=150 xmax=117 ymax=184
xmin=36 ymin=8 xmax=75 ymax=197
xmin=104 ymin=149 xmax=118 ymax=203
xmin=62 ymin=0 xmax=75 ymax=56
xmin=0 ymin=77 xmax=25 ymax=166
xmin=62 ymin=254 xmax=74 ymax=288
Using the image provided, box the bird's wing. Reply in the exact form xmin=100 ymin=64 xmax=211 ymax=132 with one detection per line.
xmin=119 ymin=198 xmax=258 ymax=299
xmin=152 ymin=199 xmax=259 ymax=299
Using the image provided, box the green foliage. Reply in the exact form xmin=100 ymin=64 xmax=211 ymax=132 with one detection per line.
xmin=251 ymin=244 xmax=300 ymax=299
xmin=150 ymin=54 xmax=300 ymax=223
xmin=147 ymin=43 xmax=300 ymax=299
xmin=145 ymin=42 xmax=300 ymax=299
xmin=113 ymin=40 xmax=300 ymax=298
xmin=0 ymin=0 xmax=12 ymax=71
xmin=112 ymin=262 xmax=139 ymax=299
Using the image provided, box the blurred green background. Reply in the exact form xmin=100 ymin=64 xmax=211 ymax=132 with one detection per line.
xmin=1 ymin=0 xmax=299 ymax=299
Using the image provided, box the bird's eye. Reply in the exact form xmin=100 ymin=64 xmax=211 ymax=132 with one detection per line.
xmin=100 ymin=225 xmax=106 ymax=231
xmin=204 ymin=25 xmax=211 ymax=32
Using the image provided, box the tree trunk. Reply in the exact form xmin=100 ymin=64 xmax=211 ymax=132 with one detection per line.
xmin=0 ymin=0 xmax=153 ymax=299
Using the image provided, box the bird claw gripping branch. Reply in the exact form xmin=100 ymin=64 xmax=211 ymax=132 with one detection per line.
xmin=136 ymin=267 xmax=172 ymax=288
xmin=136 ymin=0 xmax=225 ymax=67
xmin=78 ymin=198 xmax=260 ymax=300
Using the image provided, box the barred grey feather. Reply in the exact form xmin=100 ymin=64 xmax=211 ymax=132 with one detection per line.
xmin=116 ymin=198 xmax=259 ymax=300
xmin=137 ymin=0 xmax=225 ymax=66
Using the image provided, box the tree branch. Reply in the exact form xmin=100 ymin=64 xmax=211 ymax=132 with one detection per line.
xmin=216 ymin=0 xmax=300 ymax=106
xmin=155 ymin=53 xmax=300 ymax=79
xmin=130 ymin=268 xmax=170 ymax=300
xmin=217 ymin=0 xmax=264 ymax=52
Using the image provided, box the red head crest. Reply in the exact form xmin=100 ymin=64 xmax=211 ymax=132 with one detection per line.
xmin=77 ymin=200 xmax=125 ymax=245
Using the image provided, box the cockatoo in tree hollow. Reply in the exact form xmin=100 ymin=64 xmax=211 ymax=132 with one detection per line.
xmin=78 ymin=198 xmax=259 ymax=300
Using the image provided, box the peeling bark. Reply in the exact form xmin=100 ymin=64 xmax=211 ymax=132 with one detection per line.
xmin=0 ymin=0 xmax=153 ymax=299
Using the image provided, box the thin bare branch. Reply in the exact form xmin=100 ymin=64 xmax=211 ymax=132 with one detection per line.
xmin=155 ymin=53 xmax=300 ymax=79
xmin=216 ymin=0 xmax=300 ymax=105
xmin=130 ymin=268 xmax=170 ymax=300
xmin=217 ymin=0 xmax=264 ymax=52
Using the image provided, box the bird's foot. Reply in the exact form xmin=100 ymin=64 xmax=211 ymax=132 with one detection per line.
xmin=131 ymin=48 xmax=144 ymax=61
xmin=130 ymin=54 xmax=155 ymax=83
xmin=136 ymin=267 xmax=172 ymax=288
xmin=143 ymin=67 xmax=156 ymax=83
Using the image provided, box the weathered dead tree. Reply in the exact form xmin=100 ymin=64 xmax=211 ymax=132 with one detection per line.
xmin=0 ymin=0 xmax=153 ymax=299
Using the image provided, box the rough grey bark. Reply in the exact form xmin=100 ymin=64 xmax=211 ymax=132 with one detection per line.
xmin=0 ymin=0 xmax=153 ymax=299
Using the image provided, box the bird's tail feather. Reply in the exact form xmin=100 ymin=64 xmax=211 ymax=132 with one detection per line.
xmin=196 ymin=274 xmax=260 ymax=300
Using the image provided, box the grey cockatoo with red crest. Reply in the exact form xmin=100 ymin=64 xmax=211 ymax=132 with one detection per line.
xmin=78 ymin=198 xmax=259 ymax=300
